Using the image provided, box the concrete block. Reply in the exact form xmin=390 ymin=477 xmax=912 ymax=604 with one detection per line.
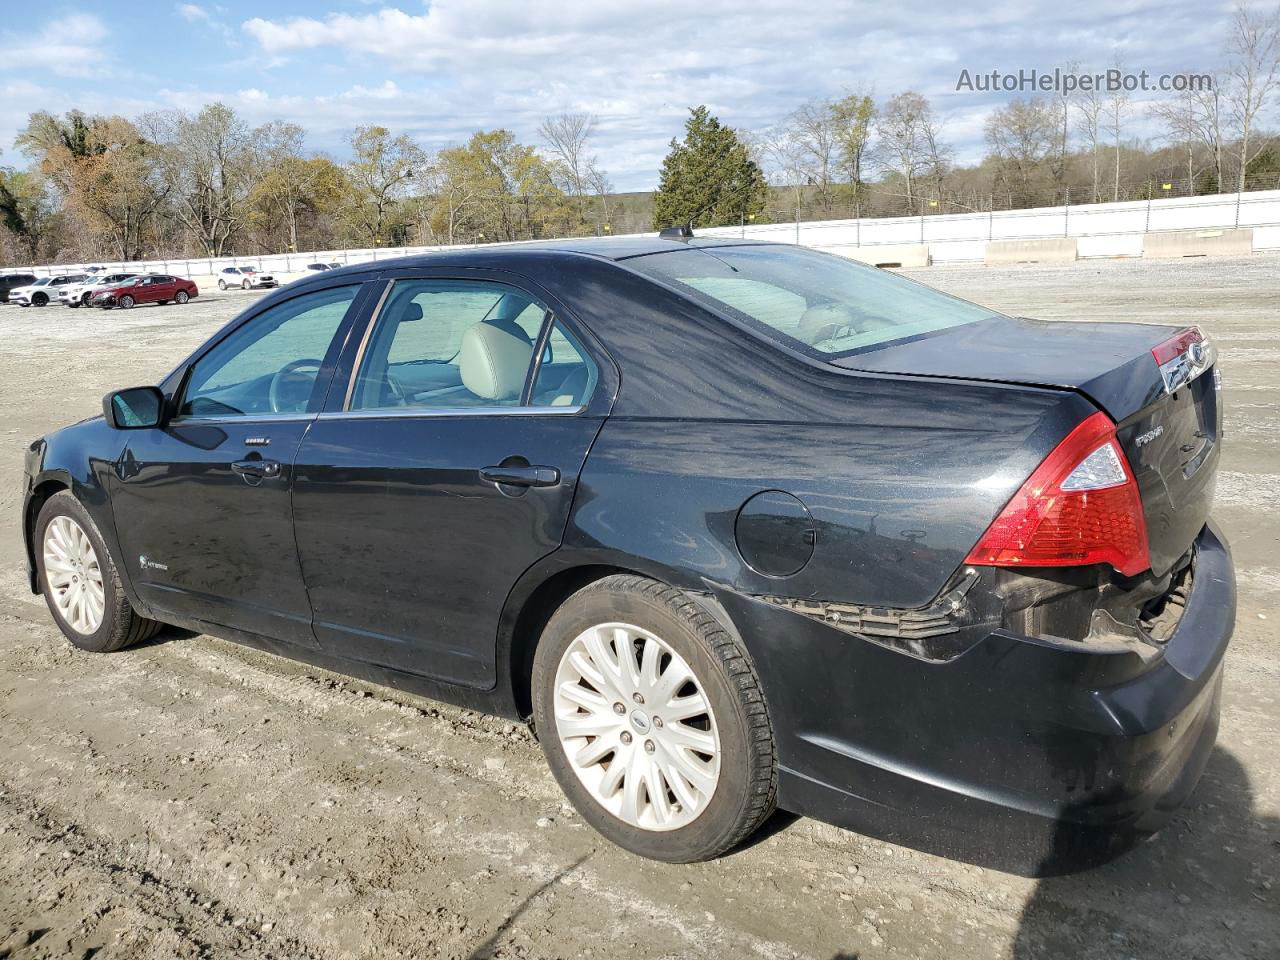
xmin=984 ymin=237 xmax=1078 ymax=265
xmin=1142 ymin=228 xmax=1254 ymax=258
xmin=831 ymin=243 xmax=931 ymax=268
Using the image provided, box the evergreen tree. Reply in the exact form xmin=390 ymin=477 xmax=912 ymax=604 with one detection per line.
xmin=653 ymin=106 xmax=767 ymax=228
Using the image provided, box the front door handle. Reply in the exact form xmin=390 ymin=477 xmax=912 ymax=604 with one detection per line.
xmin=479 ymin=464 xmax=560 ymax=488
xmin=232 ymin=459 xmax=282 ymax=483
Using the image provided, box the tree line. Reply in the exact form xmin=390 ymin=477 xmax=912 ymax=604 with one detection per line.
xmin=0 ymin=105 xmax=624 ymax=265
xmin=654 ymin=1 xmax=1280 ymax=228
xmin=1 ymin=2 xmax=1275 ymax=265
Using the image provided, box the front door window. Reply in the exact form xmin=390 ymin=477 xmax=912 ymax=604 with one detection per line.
xmin=178 ymin=285 xmax=360 ymax=419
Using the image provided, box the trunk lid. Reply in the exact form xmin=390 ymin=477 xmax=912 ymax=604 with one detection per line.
xmin=833 ymin=316 xmax=1221 ymax=576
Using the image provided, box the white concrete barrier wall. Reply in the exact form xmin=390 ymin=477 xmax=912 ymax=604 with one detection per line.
xmin=8 ymin=190 xmax=1279 ymax=277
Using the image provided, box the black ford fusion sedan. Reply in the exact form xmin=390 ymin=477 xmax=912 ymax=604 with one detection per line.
xmin=22 ymin=236 xmax=1231 ymax=873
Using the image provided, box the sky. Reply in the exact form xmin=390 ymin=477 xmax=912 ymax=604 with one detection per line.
xmin=0 ymin=0 xmax=1249 ymax=191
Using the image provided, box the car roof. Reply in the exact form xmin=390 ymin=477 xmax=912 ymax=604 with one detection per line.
xmin=318 ymin=236 xmax=768 ymax=276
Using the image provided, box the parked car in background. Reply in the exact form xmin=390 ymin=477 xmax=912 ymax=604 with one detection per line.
xmin=59 ymin=273 xmax=140 ymax=308
xmin=91 ymin=274 xmax=198 ymax=309
xmin=0 ymin=273 xmax=38 ymax=303
xmin=218 ymin=266 xmax=277 ymax=290
xmin=10 ymin=274 xmax=92 ymax=307
xmin=303 ymin=263 xmax=331 ymax=273
xmin=22 ymin=237 xmax=1231 ymax=873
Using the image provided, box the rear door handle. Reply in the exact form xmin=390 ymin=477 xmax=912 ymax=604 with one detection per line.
xmin=479 ymin=464 xmax=560 ymax=488
xmin=232 ymin=459 xmax=282 ymax=482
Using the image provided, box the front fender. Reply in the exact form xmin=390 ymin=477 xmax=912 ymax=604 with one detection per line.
xmin=22 ymin=419 xmax=137 ymax=606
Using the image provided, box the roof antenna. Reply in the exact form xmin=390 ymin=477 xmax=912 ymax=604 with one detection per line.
xmin=658 ymin=223 xmax=695 ymax=240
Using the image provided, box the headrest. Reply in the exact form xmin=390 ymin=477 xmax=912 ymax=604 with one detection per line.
xmin=458 ymin=323 xmax=533 ymax=401
xmin=484 ymin=317 xmax=533 ymax=344
xmin=399 ymin=301 xmax=423 ymax=322
xmin=796 ymin=303 xmax=854 ymax=345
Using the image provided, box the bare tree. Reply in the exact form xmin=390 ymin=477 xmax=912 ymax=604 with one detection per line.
xmin=1105 ymin=60 xmax=1130 ymax=201
xmin=985 ymin=98 xmax=1059 ymax=202
xmin=1224 ymin=0 xmax=1280 ymax=191
xmin=788 ymin=100 xmax=838 ymax=211
xmin=874 ymin=91 xmax=946 ymax=212
xmin=586 ymin=159 xmax=613 ymax=228
xmin=1072 ymin=77 xmax=1106 ymax=202
xmin=142 ymin=103 xmax=256 ymax=257
xmin=760 ymin=123 xmax=811 ymax=221
xmin=538 ymin=113 xmax=597 ymax=221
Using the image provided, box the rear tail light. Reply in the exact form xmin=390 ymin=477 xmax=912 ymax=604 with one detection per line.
xmin=965 ymin=412 xmax=1150 ymax=576
xmin=1152 ymin=326 xmax=1214 ymax=394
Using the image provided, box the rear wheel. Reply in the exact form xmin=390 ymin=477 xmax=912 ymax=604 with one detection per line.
xmin=532 ymin=574 xmax=776 ymax=862
xmin=119 ymin=294 xmax=134 ymax=309
xmin=175 ymin=290 xmax=189 ymax=304
xmin=36 ymin=492 xmax=162 ymax=652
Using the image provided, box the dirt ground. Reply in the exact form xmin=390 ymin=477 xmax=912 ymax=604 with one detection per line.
xmin=0 ymin=260 xmax=1276 ymax=960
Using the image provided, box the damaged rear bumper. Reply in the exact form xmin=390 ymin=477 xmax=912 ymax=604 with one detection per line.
xmin=711 ymin=521 xmax=1234 ymax=876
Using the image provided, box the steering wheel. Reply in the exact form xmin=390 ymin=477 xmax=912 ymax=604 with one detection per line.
xmin=268 ymin=358 xmax=323 ymax=413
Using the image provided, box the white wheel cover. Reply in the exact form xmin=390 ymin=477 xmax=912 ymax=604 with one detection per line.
xmin=43 ymin=515 xmax=106 ymax=635
xmin=554 ymin=622 xmax=721 ymax=831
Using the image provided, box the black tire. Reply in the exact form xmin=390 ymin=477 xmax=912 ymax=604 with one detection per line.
xmin=32 ymin=292 xmax=48 ymax=306
xmin=35 ymin=491 xmax=163 ymax=653
xmin=81 ymin=291 xmax=93 ymax=306
xmin=532 ymin=574 xmax=776 ymax=862
xmin=158 ymin=300 xmax=169 ymax=305
xmin=218 ymin=279 xmax=227 ymax=291
xmin=119 ymin=294 xmax=134 ymax=309
xmin=242 ymin=279 xmax=251 ymax=290
xmin=175 ymin=290 xmax=189 ymax=304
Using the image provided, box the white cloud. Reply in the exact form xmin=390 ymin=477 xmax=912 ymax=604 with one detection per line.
xmin=177 ymin=3 xmax=212 ymax=24
xmin=0 ymin=2 xmax=1237 ymax=190
xmin=229 ymin=0 xmax=1225 ymax=186
xmin=0 ymin=13 xmax=111 ymax=78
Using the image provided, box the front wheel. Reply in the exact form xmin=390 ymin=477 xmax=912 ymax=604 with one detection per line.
xmin=242 ymin=279 xmax=251 ymax=290
xmin=532 ymin=575 xmax=776 ymax=862
xmin=118 ymin=294 xmax=135 ymax=309
xmin=36 ymin=492 xmax=162 ymax=652
xmin=175 ymin=290 xmax=189 ymax=304
xmin=32 ymin=293 xmax=48 ymax=306
xmin=217 ymin=280 xmax=227 ymax=291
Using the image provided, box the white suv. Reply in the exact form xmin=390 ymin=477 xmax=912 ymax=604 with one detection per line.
xmin=217 ymin=266 xmax=277 ymax=290
xmin=59 ymin=273 xmax=140 ymax=308
xmin=9 ymin=274 xmax=91 ymax=307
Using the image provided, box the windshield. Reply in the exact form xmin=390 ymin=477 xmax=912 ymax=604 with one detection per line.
xmin=31 ymin=278 xmax=50 ymax=287
xmin=627 ymin=245 xmax=999 ymax=357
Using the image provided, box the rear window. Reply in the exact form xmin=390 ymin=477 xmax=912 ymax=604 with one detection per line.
xmin=627 ymin=245 xmax=998 ymax=357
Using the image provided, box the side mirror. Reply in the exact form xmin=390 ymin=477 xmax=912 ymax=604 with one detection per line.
xmin=103 ymin=386 xmax=166 ymax=429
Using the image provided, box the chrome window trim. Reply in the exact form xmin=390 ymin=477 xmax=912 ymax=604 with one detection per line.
xmin=342 ymin=278 xmax=395 ymax=412
xmin=316 ymin=404 xmax=586 ymax=421
xmin=168 ymin=412 xmax=317 ymax=426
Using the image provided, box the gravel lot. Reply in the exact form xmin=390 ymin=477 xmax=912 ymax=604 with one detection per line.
xmin=0 ymin=260 xmax=1277 ymax=960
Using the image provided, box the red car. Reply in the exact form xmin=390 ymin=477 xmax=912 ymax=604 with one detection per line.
xmin=91 ymin=274 xmax=198 ymax=309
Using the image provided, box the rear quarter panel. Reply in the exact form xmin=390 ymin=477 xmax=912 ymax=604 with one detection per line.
xmin=570 ymin=384 xmax=1094 ymax=609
